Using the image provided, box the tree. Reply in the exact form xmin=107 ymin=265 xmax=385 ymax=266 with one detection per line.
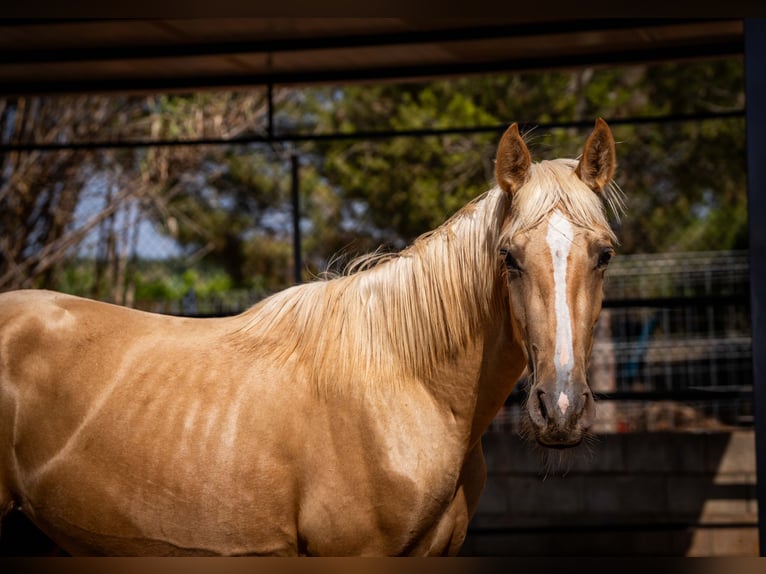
xmin=0 ymin=89 xmax=291 ymax=300
xmin=295 ymin=58 xmax=744 ymax=265
xmin=296 ymin=74 xmax=581 ymax=258
xmin=612 ymin=59 xmax=746 ymax=253
xmin=0 ymin=95 xmax=147 ymax=294
xmin=135 ymin=90 xmax=300 ymax=293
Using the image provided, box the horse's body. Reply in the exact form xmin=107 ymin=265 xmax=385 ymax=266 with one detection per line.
xmin=0 ymin=120 xmax=622 ymax=555
xmin=0 ymin=288 xmax=512 ymax=555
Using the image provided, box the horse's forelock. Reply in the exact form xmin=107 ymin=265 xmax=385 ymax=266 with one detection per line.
xmin=503 ymin=158 xmax=623 ymax=243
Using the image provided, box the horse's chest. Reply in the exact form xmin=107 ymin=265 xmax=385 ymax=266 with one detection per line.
xmin=295 ymin=391 xmax=464 ymax=554
xmin=348 ymin=390 xmax=462 ymax=489
xmin=373 ymin=414 xmax=463 ymax=530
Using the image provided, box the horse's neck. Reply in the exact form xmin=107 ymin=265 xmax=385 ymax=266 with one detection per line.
xmin=416 ymin=297 xmax=525 ymax=446
xmin=334 ymin=190 xmax=519 ymax=442
xmin=392 ymin=192 xmax=522 ymax=441
xmin=471 ymin=315 xmax=527 ymax=444
xmin=239 ymin=189 xmax=520 ymax=440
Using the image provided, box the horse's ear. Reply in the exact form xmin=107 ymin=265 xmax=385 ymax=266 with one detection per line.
xmin=575 ymin=118 xmax=616 ymax=192
xmin=495 ymin=123 xmax=531 ymax=196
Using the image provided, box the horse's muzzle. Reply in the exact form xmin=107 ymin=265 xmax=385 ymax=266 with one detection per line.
xmin=525 ymin=381 xmax=595 ymax=448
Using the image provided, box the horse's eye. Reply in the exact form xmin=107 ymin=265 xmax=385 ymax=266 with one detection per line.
xmin=597 ymin=248 xmax=614 ymax=269
xmin=500 ymin=248 xmax=523 ymax=272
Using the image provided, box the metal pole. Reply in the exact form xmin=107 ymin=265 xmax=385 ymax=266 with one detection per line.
xmin=0 ymin=111 xmax=746 ymax=154
xmin=745 ymin=18 xmax=766 ymax=556
xmin=291 ymin=153 xmax=302 ymax=284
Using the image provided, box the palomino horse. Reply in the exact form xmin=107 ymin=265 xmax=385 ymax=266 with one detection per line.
xmin=0 ymin=119 xmax=622 ymax=556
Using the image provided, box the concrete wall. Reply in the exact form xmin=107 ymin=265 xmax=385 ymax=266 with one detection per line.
xmin=461 ymin=430 xmax=758 ymax=557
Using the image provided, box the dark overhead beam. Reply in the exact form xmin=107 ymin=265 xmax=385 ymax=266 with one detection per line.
xmin=0 ymin=19 xmax=729 ymax=65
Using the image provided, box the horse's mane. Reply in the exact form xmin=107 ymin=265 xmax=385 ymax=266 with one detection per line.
xmin=232 ymin=158 xmax=623 ymax=397
xmin=232 ymin=188 xmax=508 ymax=397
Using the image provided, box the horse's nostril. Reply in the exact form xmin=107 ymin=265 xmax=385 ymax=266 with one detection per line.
xmin=537 ymin=390 xmax=548 ymax=422
xmin=578 ymin=393 xmax=589 ymax=414
xmin=579 ymin=391 xmax=596 ymax=427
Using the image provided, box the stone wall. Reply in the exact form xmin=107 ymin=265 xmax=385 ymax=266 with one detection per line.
xmin=460 ymin=430 xmax=758 ymax=556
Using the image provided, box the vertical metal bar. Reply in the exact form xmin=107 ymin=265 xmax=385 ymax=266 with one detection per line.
xmin=745 ymin=18 xmax=766 ymax=556
xmin=291 ymin=153 xmax=302 ymax=284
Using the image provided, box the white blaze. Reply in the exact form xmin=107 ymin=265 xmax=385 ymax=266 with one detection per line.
xmin=546 ymin=210 xmax=575 ymax=413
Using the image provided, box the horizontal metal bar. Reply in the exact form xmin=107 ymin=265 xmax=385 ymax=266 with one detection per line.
xmin=593 ymin=390 xmax=753 ymax=401
xmin=467 ymin=521 xmax=759 ymax=536
xmin=506 ymin=389 xmax=753 ymax=404
xmin=602 ymin=293 xmax=750 ymax=309
xmin=0 ymin=110 xmax=746 ymax=154
xmin=0 ymin=37 xmax=743 ymax=97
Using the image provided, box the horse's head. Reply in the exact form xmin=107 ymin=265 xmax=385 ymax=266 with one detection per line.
xmin=495 ymin=119 xmax=620 ymax=449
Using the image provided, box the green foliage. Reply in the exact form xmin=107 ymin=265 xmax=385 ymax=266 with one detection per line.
xmin=291 ymin=59 xmax=745 ymax=262
xmin=297 ymin=80 xmax=508 ymax=253
xmin=133 ymin=266 xmax=233 ymax=303
xmin=57 ymin=261 xmax=98 ymax=297
xmin=57 ymin=258 xmax=238 ymax=309
xmin=610 ymin=116 xmax=746 ymax=253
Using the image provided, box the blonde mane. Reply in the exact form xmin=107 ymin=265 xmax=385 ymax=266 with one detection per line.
xmin=232 ymin=159 xmax=622 ymax=397
xmin=505 ymin=158 xmax=624 ymax=243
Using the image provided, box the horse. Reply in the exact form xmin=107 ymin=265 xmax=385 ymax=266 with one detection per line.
xmin=0 ymin=119 xmax=623 ymax=556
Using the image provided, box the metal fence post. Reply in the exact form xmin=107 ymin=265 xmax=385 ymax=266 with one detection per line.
xmin=291 ymin=153 xmax=302 ymax=284
xmin=745 ymin=17 xmax=766 ymax=556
